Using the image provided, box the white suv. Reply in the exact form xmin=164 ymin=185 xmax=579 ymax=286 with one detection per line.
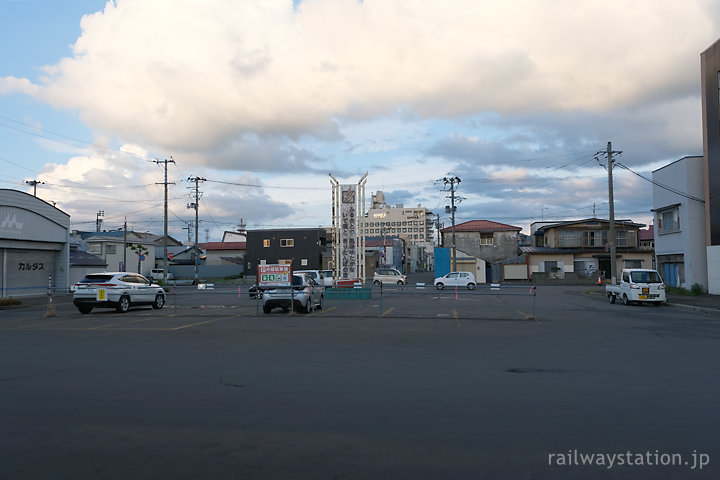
xmin=72 ymin=272 xmax=166 ymax=314
xmin=373 ymin=268 xmax=407 ymax=285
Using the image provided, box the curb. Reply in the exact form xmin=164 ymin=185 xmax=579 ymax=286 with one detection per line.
xmin=665 ymin=302 xmax=720 ymax=316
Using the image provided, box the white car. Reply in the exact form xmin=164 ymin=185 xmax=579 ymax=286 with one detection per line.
xmin=373 ymin=268 xmax=407 ymax=285
xmin=319 ymin=270 xmax=334 ymax=287
xmin=434 ymin=272 xmax=477 ymax=290
xmin=72 ymin=272 xmax=166 ymax=314
xmin=262 ymin=273 xmax=324 ymax=314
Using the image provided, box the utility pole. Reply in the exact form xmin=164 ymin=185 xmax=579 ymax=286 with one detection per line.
xmin=599 ymin=142 xmax=622 ymax=285
xmin=25 ymin=180 xmax=44 ymax=197
xmin=187 ymin=176 xmax=206 ymax=285
xmin=123 ymin=217 xmax=127 ymax=272
xmin=96 ymin=210 xmax=104 ymax=232
xmin=442 ymin=176 xmax=461 ymax=271
xmin=154 ymin=157 xmax=175 ymax=284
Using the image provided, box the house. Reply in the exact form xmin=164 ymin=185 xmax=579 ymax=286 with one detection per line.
xmin=652 ymin=156 xmax=708 ymax=288
xmin=246 ymin=228 xmax=327 ymax=276
xmin=439 ymin=220 xmax=522 ymax=282
xmin=520 ymin=218 xmax=653 ymax=283
xmin=199 ymin=241 xmax=246 ymax=266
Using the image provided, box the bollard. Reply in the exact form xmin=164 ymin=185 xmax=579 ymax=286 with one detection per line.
xmin=45 ymin=275 xmax=56 ymax=317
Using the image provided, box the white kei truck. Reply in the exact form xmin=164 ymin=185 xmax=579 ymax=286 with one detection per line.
xmin=606 ymin=268 xmax=666 ymax=306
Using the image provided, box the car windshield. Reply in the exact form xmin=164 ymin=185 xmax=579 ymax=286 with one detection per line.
xmin=79 ymin=274 xmax=113 ymax=283
xmin=631 ymin=271 xmax=663 ymax=284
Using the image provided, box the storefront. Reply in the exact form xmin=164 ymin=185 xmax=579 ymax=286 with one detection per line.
xmin=0 ymin=189 xmax=70 ymax=297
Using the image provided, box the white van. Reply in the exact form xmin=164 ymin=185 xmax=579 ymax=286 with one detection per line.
xmin=149 ymin=268 xmax=174 ymax=282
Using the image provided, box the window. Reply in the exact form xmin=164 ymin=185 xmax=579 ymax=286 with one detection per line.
xmin=280 ymin=239 xmax=294 ymax=247
xmin=263 ymin=239 xmax=270 ymax=247
xmin=616 ymin=230 xmax=637 ymax=247
xmin=106 ymin=244 xmax=117 ymax=254
xmin=583 ymin=231 xmax=607 ymax=247
xmin=625 ymin=259 xmax=642 ymax=269
xmin=658 ymin=207 xmax=680 ymax=233
xmin=479 ymin=234 xmax=493 ymax=245
xmin=558 ymin=230 xmax=581 ymax=248
xmin=88 ymin=244 xmax=101 ymax=254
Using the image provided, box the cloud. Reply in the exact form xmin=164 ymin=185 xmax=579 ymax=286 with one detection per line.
xmin=0 ymin=76 xmax=39 ymax=96
xmin=8 ymin=0 xmax=716 ymax=165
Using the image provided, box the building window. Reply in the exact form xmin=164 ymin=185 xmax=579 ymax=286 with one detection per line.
xmin=583 ymin=230 xmax=607 ymax=247
xmin=616 ymin=230 xmax=637 ymax=247
xmin=263 ymin=239 xmax=270 ymax=247
xmin=479 ymin=234 xmax=493 ymax=245
xmin=658 ymin=207 xmax=680 ymax=234
xmin=88 ymin=244 xmax=101 ymax=254
xmin=106 ymin=244 xmax=117 ymax=254
xmin=625 ymin=259 xmax=642 ymax=269
xmin=558 ymin=230 xmax=581 ymax=248
xmin=280 ymin=239 xmax=294 ymax=247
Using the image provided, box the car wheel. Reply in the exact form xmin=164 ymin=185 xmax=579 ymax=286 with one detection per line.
xmin=397 ymin=280 xmax=403 ymax=285
xmin=317 ymin=295 xmax=324 ymax=310
xmin=374 ymin=280 xmax=381 ymax=286
xmin=436 ymin=283 xmax=444 ymax=290
xmin=78 ymin=305 xmax=93 ymax=314
xmin=608 ymin=294 xmax=616 ymax=304
xmin=116 ymin=295 xmax=131 ymax=313
xmin=467 ymin=283 xmax=476 ymax=290
xmin=152 ymin=294 xmax=165 ymax=309
xmin=622 ymin=294 xmax=630 ymax=306
xmin=263 ymin=305 xmax=272 ymax=314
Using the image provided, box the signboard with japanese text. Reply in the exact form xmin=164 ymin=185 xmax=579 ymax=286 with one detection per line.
xmin=258 ymin=264 xmax=292 ymax=287
xmin=340 ymin=184 xmax=358 ymax=279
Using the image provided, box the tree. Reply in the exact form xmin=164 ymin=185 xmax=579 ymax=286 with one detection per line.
xmin=129 ymin=244 xmax=149 ymax=273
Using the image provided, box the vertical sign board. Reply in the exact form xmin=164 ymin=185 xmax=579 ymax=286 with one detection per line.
xmin=340 ymin=184 xmax=358 ymax=279
xmin=258 ymin=264 xmax=291 ymax=287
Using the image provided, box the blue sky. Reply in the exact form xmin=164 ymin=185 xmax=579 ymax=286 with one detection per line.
xmin=1 ymin=0 xmax=718 ymax=240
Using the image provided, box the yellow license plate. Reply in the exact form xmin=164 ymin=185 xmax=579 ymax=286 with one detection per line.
xmin=97 ymin=288 xmax=107 ymax=301
xmin=639 ymin=295 xmax=647 ymax=300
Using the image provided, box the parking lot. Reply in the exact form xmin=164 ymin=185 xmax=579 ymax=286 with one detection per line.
xmin=1 ymin=285 xmax=719 ymax=479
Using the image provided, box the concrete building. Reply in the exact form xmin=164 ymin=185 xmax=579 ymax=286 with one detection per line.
xmin=1 ymin=189 xmax=70 ymax=297
xmin=440 ymin=220 xmax=521 ymax=282
xmin=652 ymin=156 xmax=708 ymax=289
xmin=701 ymin=37 xmax=720 ymax=293
xmin=360 ymin=191 xmax=434 ymax=272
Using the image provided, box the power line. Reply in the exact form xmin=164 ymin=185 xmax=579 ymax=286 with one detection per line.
xmin=614 ymin=162 xmax=705 ymax=204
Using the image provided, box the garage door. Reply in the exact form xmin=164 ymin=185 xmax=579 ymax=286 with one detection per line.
xmin=4 ymin=249 xmax=56 ymax=296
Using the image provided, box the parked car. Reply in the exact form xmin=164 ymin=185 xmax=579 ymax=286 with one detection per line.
xmin=294 ymin=270 xmax=328 ymax=285
xmin=149 ymin=268 xmax=174 ymax=282
xmin=248 ymin=285 xmax=264 ymax=298
xmin=434 ymin=272 xmax=477 ymax=290
xmin=319 ymin=269 xmax=334 ymax=287
xmin=72 ymin=272 xmax=166 ymax=314
xmin=606 ymin=268 xmax=666 ymax=305
xmin=373 ymin=268 xmax=407 ymax=285
xmin=262 ymin=273 xmax=324 ymax=313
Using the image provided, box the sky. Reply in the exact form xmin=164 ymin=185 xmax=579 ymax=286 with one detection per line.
xmin=1 ymin=0 xmax=719 ymax=241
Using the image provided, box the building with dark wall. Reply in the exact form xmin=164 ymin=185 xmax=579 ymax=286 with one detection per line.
xmin=246 ymin=228 xmax=327 ymax=276
xmin=701 ymin=37 xmax=720 ymax=293
xmin=701 ymin=37 xmax=720 ymax=246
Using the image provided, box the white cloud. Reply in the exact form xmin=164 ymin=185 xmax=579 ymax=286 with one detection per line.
xmin=12 ymin=0 xmax=717 ymax=160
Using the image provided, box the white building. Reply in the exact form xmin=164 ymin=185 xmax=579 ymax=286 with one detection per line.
xmin=361 ymin=191 xmax=433 ymax=246
xmin=360 ymin=191 xmax=435 ymax=272
xmin=652 ymin=156 xmax=708 ymax=289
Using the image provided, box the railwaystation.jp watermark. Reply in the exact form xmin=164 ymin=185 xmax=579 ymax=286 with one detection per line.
xmin=548 ymin=450 xmax=710 ymax=470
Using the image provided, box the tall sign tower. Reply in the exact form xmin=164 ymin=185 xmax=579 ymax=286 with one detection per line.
xmin=330 ymin=173 xmax=368 ymax=281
